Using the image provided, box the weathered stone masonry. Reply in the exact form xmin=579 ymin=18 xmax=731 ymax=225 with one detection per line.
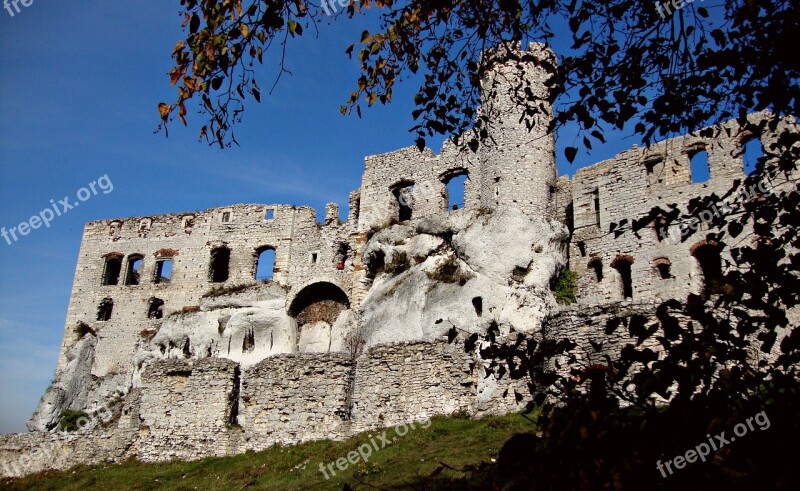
xmin=2 ymin=42 xmax=797 ymax=477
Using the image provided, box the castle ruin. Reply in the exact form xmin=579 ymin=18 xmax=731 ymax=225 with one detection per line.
xmin=1 ymin=43 xmax=796 ymax=477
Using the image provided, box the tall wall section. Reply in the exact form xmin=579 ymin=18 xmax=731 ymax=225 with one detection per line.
xmin=56 ymin=203 xmax=354 ymax=380
xmin=563 ymin=113 xmax=796 ymax=306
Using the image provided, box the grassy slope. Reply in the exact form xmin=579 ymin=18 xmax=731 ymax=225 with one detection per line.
xmin=1 ymin=412 xmax=537 ymax=491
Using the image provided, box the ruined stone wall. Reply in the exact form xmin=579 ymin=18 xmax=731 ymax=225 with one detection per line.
xmin=137 ymin=358 xmax=242 ymax=462
xmin=355 ymin=43 xmax=559 ymax=233
xmin=0 ymin=428 xmax=137 ymax=477
xmin=56 ymin=203 xmax=350 ymax=379
xmin=476 ymin=43 xmax=558 ymax=219
xmin=350 ymin=340 xmax=527 ymax=433
xmin=356 ymin=143 xmax=481 ymax=233
xmin=547 ymin=301 xmax=672 ymax=368
xmin=240 ymin=353 xmax=353 ymax=451
xmin=564 ymin=113 xmax=794 ymax=306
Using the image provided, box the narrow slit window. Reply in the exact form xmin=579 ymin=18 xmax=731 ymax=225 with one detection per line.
xmin=690 ymin=149 xmax=710 ymax=183
xmin=593 ymin=188 xmax=601 ymax=227
xmin=97 ymin=298 xmax=114 ymax=321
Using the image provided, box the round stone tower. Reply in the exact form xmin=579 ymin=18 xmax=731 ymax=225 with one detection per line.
xmin=476 ymin=42 xmax=558 ymax=218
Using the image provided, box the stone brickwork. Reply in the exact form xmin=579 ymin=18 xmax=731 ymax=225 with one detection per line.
xmin=137 ymin=358 xmax=241 ymax=462
xmin=5 ymin=41 xmax=796 ymax=478
xmin=564 ymin=113 xmax=795 ymax=306
xmin=0 ymin=429 xmax=137 ymax=477
xmin=57 ymin=204 xmax=354 ymax=378
xmin=350 ymin=340 xmax=527 ymax=433
xmin=241 ymin=353 xmax=353 ymax=451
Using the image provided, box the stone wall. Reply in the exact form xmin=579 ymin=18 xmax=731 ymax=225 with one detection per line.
xmin=564 ymin=113 xmax=794 ymax=307
xmin=351 ymin=340 xmax=527 ymax=433
xmin=241 ymin=353 xmax=353 ymax=451
xmin=355 ymin=43 xmax=560 ymax=234
xmin=56 ymin=203 xmax=354 ymax=380
xmin=0 ymin=429 xmax=136 ymax=478
xmin=137 ymin=358 xmax=241 ymax=462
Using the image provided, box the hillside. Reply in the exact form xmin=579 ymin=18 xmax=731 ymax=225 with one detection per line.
xmin=1 ymin=412 xmax=535 ymax=490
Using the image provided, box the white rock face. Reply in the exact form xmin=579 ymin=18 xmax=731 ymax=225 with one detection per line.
xmin=297 ymin=309 xmax=355 ymax=353
xmin=28 ymin=334 xmax=96 ymax=431
xmin=359 ymin=207 xmax=567 ymax=347
xmin=131 ymin=283 xmax=297 ymax=385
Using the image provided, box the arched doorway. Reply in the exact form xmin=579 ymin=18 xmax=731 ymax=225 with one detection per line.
xmin=288 ymin=282 xmax=350 ymax=353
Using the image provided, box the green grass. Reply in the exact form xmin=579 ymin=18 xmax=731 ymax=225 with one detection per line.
xmin=1 ymin=412 xmax=537 ymax=490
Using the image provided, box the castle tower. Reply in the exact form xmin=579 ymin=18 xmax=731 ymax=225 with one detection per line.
xmin=476 ymin=42 xmax=558 ymax=218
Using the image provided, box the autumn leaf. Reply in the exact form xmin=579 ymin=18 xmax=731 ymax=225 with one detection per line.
xmin=158 ymin=103 xmax=171 ymax=122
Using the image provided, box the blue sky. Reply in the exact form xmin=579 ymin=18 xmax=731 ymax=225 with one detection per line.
xmin=0 ymin=1 xmax=653 ymax=433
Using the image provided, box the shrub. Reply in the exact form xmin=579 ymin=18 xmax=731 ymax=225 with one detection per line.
xmin=382 ymin=251 xmax=411 ymax=276
xmin=426 ymin=255 xmax=473 ymax=284
xmin=59 ymin=409 xmax=90 ymax=432
xmin=553 ymin=268 xmax=577 ymax=304
xmin=73 ymin=321 xmax=95 ymax=339
xmin=202 ymin=283 xmax=256 ymax=298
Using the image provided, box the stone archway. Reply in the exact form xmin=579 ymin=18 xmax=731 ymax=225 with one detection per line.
xmin=288 ymin=282 xmax=351 ymax=353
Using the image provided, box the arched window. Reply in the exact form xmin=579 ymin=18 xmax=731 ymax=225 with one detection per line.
xmin=209 ymin=247 xmax=231 ymax=283
xmin=288 ymin=282 xmax=350 ymax=327
xmin=97 ymin=298 xmax=114 ymax=321
xmin=691 ymin=241 xmax=723 ymax=298
xmin=124 ymin=254 xmax=144 ymax=286
xmin=588 ymin=257 xmax=603 ymax=283
xmin=689 ymin=147 xmax=710 ymax=183
xmin=255 ymin=246 xmax=276 ymax=281
xmin=742 ymin=135 xmax=764 ymax=176
xmin=147 ymin=297 xmax=164 ymax=319
xmin=611 ymin=256 xmax=634 ymax=300
xmin=654 ymin=257 xmax=672 ymax=279
xmin=101 ymin=254 xmax=123 ymax=286
xmin=442 ymin=169 xmax=468 ymax=211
